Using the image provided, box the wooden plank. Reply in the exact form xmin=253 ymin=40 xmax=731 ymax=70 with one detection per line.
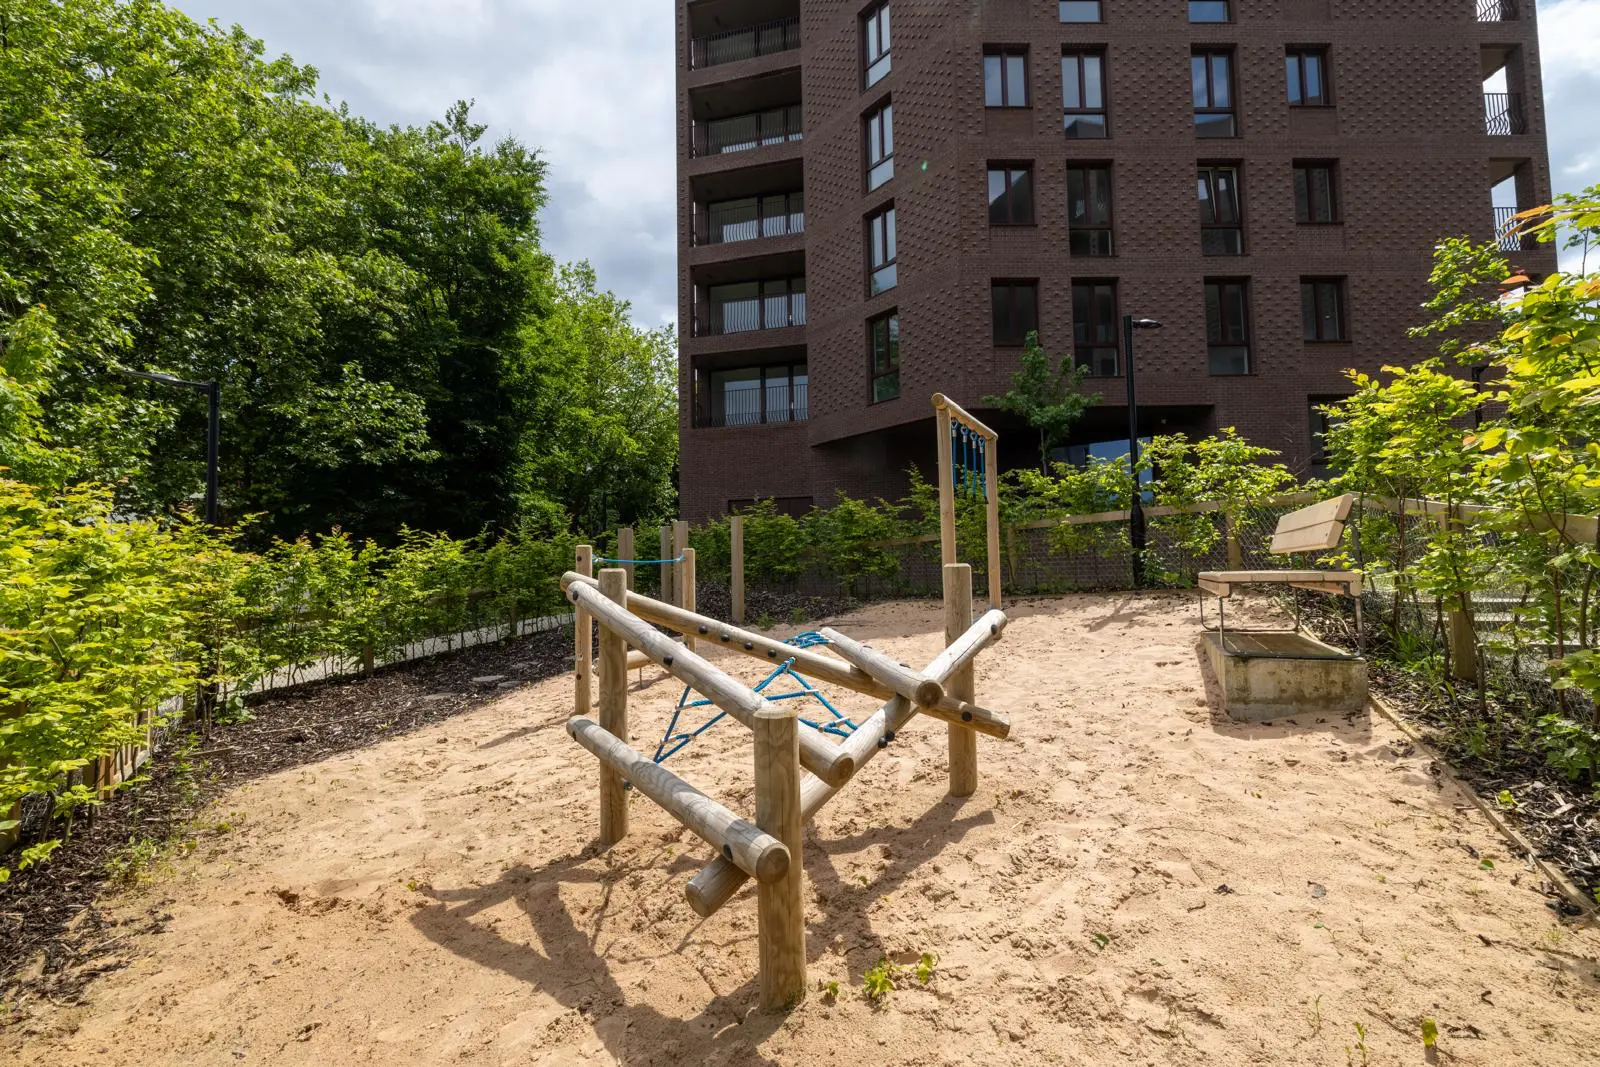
xmin=1200 ymin=569 xmax=1358 ymax=582
xmin=1287 ymin=580 xmax=1361 ymax=595
xmin=1269 ymin=522 xmax=1347 ymax=554
xmin=1197 ymin=578 xmax=1233 ymax=599
xmin=1273 ymin=494 xmax=1354 ymax=534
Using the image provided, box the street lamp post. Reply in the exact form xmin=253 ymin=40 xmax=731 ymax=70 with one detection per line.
xmin=1122 ymin=315 xmax=1163 ymax=588
xmin=114 ymin=368 xmax=221 ymax=525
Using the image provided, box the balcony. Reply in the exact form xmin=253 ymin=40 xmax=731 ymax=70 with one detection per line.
xmin=1484 ymin=92 xmax=1527 ymax=135
xmin=693 ymin=193 xmax=804 ymax=247
xmin=690 ymin=17 xmax=800 ymax=70
xmin=694 ymin=278 xmax=806 ymax=337
xmin=691 ymin=106 xmax=802 ymax=158
xmin=1494 ymin=206 xmax=1529 ymax=252
xmin=693 ymin=364 xmax=809 ymax=428
xmin=1475 ymin=0 xmax=1519 ymax=20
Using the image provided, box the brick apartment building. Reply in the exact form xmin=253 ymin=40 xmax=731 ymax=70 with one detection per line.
xmin=674 ymin=0 xmax=1554 ymax=520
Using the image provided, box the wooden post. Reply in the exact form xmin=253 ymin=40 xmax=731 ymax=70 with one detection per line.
xmin=1225 ymin=511 xmax=1244 ymax=569
xmin=597 ymin=568 xmax=629 ymax=846
xmin=673 ymin=519 xmax=690 ymax=608
xmin=684 ymin=608 xmax=1011 ymax=918
xmin=985 ymin=435 xmax=1002 ymax=608
xmin=945 ymin=563 xmax=978 ymax=798
xmin=618 ymin=527 xmax=636 ymax=590
xmin=936 ymin=405 xmax=957 ymax=567
xmin=731 ymin=515 xmax=746 ymax=625
xmin=659 ymin=525 xmax=674 ymax=605
xmin=575 ymin=545 xmax=594 ymax=717
xmin=755 ymin=704 xmax=805 ymax=1011
xmin=567 ymin=717 xmax=789 ymax=882
xmin=682 ymin=547 xmax=697 ymax=653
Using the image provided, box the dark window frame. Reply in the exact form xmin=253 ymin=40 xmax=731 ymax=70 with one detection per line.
xmin=863 ymin=3 xmax=892 ymax=88
xmin=865 ymin=101 xmax=895 ymax=191
xmin=987 ymin=164 xmax=1036 ymax=226
xmin=991 ymin=280 xmax=1039 ymax=347
xmin=1067 ymin=163 xmax=1115 ymax=256
xmin=1197 ymin=163 xmax=1244 ymax=255
xmin=1192 ymin=49 xmax=1237 ymax=138
xmin=697 ymin=361 xmax=810 ymax=427
xmin=1286 ymin=47 xmax=1331 ymax=107
xmin=869 ymin=310 xmax=901 ymax=403
xmin=1071 ymin=279 xmax=1121 ymax=377
xmin=1301 ymin=277 xmax=1348 ymax=342
xmin=1062 ymin=49 xmax=1109 ymax=138
xmin=1204 ymin=278 xmax=1252 ymax=375
xmin=983 ymin=47 xmax=1030 ymax=108
xmin=1293 ymin=160 xmax=1340 ymax=224
xmin=867 ymin=205 xmax=898 ymax=295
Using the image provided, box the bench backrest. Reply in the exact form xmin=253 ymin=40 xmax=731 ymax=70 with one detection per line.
xmin=1268 ymin=494 xmax=1354 ymax=555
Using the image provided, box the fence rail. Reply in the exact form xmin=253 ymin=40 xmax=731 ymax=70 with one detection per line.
xmin=689 ymin=17 xmax=801 ymax=70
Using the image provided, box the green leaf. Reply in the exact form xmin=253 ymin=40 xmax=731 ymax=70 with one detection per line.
xmin=1421 ymin=1017 xmax=1439 ymax=1048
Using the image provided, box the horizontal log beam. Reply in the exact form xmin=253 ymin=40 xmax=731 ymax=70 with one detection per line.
xmin=817 ymin=627 xmax=943 ymax=708
xmin=685 ymin=608 xmax=1009 ymax=918
xmin=562 ymin=574 xmax=854 ymax=788
xmin=567 ymin=717 xmax=788 ymax=883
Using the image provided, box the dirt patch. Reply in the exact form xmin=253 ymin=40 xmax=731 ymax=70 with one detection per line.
xmin=6 ymin=593 xmax=1600 ymax=1065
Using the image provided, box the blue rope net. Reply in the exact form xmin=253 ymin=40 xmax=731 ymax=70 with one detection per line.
xmin=652 ymin=631 xmax=858 ymax=764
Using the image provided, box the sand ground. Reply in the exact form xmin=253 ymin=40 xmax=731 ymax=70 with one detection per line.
xmin=7 ymin=592 xmax=1600 ymax=1065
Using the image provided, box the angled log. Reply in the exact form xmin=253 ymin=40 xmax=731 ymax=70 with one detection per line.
xmin=817 ymin=626 xmax=943 ymax=708
xmin=562 ymin=575 xmax=854 ymax=788
xmin=567 ymin=717 xmax=788 ymax=883
xmin=685 ymin=607 xmax=1009 ymax=918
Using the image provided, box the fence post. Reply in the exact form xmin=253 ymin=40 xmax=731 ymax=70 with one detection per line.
xmin=731 ymin=514 xmax=746 ymax=625
xmin=618 ymin=526 xmax=635 ymax=590
xmin=598 ymin=568 xmax=629 ymax=846
xmin=659 ymin=525 xmax=674 ymax=605
xmin=674 ymin=519 xmax=690 ymax=608
xmin=944 ymin=563 xmax=978 ymax=797
xmin=755 ymin=703 xmax=805 ymax=1011
xmin=682 ymin=547 xmax=697 ymax=653
xmin=575 ymin=545 xmax=593 ymax=718
xmin=936 ymin=408 xmax=957 ymax=567
xmin=1225 ymin=510 xmax=1243 ymax=570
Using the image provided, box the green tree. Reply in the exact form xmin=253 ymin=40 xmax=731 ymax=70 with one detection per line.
xmin=985 ymin=331 xmax=1098 ymax=473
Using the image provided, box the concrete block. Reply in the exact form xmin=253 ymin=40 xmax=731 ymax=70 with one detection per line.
xmin=1202 ymin=631 xmax=1367 ymax=724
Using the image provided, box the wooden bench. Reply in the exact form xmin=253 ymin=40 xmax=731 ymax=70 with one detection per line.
xmin=1198 ymin=494 xmax=1363 ymax=655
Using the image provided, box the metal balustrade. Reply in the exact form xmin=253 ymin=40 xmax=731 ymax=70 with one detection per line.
xmin=1476 ymin=0 xmax=1519 ymax=21
xmin=691 ymin=107 xmax=803 ymax=157
xmin=1484 ymin=92 xmax=1527 ymax=136
xmin=690 ymin=17 xmax=801 ymax=70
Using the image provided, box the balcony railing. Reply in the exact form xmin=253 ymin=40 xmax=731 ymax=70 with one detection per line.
xmin=693 ymin=196 xmax=805 ymax=246
xmin=1494 ymin=205 xmax=1532 ymax=252
xmin=691 ymin=106 xmax=803 ymax=157
xmin=690 ymin=17 xmax=801 ymax=70
xmin=698 ymin=380 xmax=809 ymax=428
xmin=1484 ymin=92 xmax=1527 ymax=135
xmin=696 ymin=287 xmax=807 ymax=336
xmin=1476 ymin=0 xmax=1519 ymax=21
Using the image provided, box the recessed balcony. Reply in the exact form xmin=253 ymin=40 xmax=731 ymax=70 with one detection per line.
xmin=690 ymin=16 xmax=800 ymax=71
xmin=692 ymin=192 xmax=804 ymax=247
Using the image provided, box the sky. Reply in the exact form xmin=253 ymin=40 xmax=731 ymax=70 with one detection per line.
xmin=170 ymin=0 xmax=1600 ymax=326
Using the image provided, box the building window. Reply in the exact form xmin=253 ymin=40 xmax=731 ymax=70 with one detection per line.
xmin=868 ymin=206 xmax=898 ymax=295
xmin=1192 ymin=50 xmax=1235 ymax=137
xmin=1189 ymin=0 xmax=1230 ymax=21
xmin=1197 ymin=164 xmax=1243 ymax=254
xmin=705 ymin=278 xmax=806 ymax=335
xmin=700 ymin=192 xmax=804 ymax=245
xmin=869 ymin=312 xmax=900 ymax=402
xmin=1308 ymin=397 xmax=1346 ymax=469
xmin=1301 ymin=278 xmax=1347 ymax=341
xmin=1286 ymin=48 xmax=1330 ymax=106
xmin=987 ymin=165 xmax=1035 ymax=226
xmin=1062 ymin=51 xmax=1108 ymax=138
xmin=991 ymin=281 xmax=1038 ymax=346
xmin=699 ymin=364 xmax=809 ymax=427
xmin=1059 ymin=0 xmax=1102 ymax=22
xmin=1204 ymin=279 xmax=1251 ymax=374
xmin=865 ymin=102 xmax=894 ymax=191
xmin=983 ymin=48 xmax=1029 ymax=107
xmin=1067 ymin=165 xmax=1114 ymax=255
xmin=864 ymin=3 xmax=892 ymax=87
xmin=1294 ymin=161 xmax=1339 ymax=223
xmin=1072 ymin=281 xmax=1120 ymax=376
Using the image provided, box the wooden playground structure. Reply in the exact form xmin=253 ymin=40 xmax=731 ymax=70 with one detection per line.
xmin=562 ymin=396 xmax=1013 ymax=1011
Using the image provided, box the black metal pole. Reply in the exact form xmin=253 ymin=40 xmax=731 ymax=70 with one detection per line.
xmin=204 ymin=381 xmax=221 ymax=525
xmin=1123 ymin=314 xmax=1145 ymax=589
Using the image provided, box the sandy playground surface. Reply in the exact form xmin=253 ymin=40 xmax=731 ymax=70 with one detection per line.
xmin=8 ymin=592 xmax=1600 ymax=1066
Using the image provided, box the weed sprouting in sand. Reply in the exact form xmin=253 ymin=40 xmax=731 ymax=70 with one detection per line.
xmin=914 ymin=952 xmax=939 ymax=985
xmin=862 ymin=957 xmax=898 ymax=1002
xmin=1305 ymin=994 xmax=1324 ymax=1037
